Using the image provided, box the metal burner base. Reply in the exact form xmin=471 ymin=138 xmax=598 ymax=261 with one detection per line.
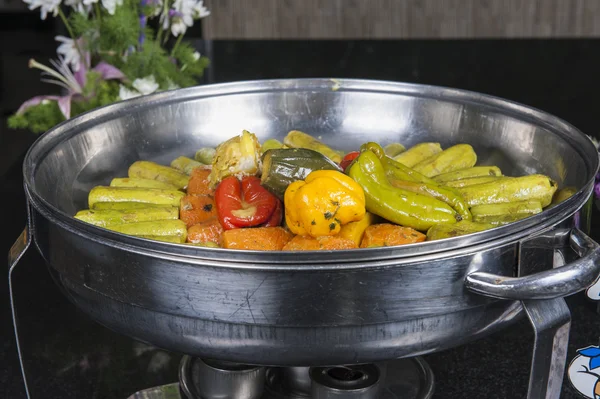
xmin=127 ymin=357 xmax=434 ymax=399
xmin=264 ymin=359 xmax=434 ymax=399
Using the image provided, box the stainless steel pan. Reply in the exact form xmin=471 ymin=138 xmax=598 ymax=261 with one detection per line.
xmin=9 ymin=79 xmax=600 ymax=374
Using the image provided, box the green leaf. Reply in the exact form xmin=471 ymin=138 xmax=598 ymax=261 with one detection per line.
xmin=97 ymin=0 xmax=141 ymax=55
xmin=72 ymin=80 xmax=121 ymax=116
xmin=8 ymin=101 xmax=65 ymax=134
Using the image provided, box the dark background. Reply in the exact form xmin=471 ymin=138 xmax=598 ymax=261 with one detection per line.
xmin=3 ymin=8 xmax=600 ymax=399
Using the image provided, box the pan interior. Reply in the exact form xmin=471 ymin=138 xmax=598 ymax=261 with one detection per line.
xmin=24 ymin=79 xmax=597 ymax=255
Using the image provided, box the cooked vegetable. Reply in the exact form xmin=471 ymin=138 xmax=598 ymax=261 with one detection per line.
xmin=388 ymin=179 xmax=471 ymax=221
xmin=128 ymin=161 xmax=190 ymax=189
xmin=187 ymin=168 xmax=213 ymax=196
xmin=282 ymin=235 xmax=358 ymax=251
xmin=261 ymin=139 xmax=284 ymax=153
xmin=261 ymin=148 xmax=342 ymax=199
xmin=92 ymin=202 xmax=178 ymax=211
xmin=187 ymin=218 xmax=224 ymax=245
xmin=179 ymin=194 xmax=217 ymax=228
xmin=210 ymin=130 xmax=261 ymax=187
xmin=363 ymin=144 xmax=469 ymax=221
xmin=215 ymin=176 xmax=281 ymax=230
xmin=444 ymin=176 xmax=505 ymax=188
xmin=283 ymin=130 xmax=342 ymax=163
xmin=457 ymin=174 xmax=558 ymax=208
xmin=385 ymin=157 xmax=437 ymax=185
xmin=284 ymin=170 xmax=366 ymax=237
xmin=426 ymin=220 xmax=495 ymax=241
xmin=88 ymin=186 xmax=185 ymax=208
xmin=110 ymin=177 xmax=179 ymax=190
xmin=470 ymin=200 xmax=542 ymax=225
xmin=194 ymin=147 xmax=216 ymax=164
xmin=347 ymin=151 xmax=460 ymax=231
xmin=339 ymin=151 xmax=360 ymax=172
xmin=433 ymin=166 xmax=503 ymax=183
xmin=77 ymin=129 xmax=562 ymax=248
xmin=393 ymin=142 xmax=442 ymax=167
xmin=106 ymin=219 xmax=188 ymax=242
xmin=413 ymin=144 xmax=478 ymax=177
xmin=383 ymin=143 xmax=406 ymax=157
xmin=222 ymin=227 xmax=293 ymax=250
xmin=552 ymin=186 xmax=577 ymax=204
xmin=171 ymin=156 xmax=204 ymax=175
xmin=360 ymin=224 xmax=426 ymax=248
xmin=361 ymin=142 xmax=436 ymax=185
xmin=74 ymin=207 xmax=179 ymax=227
xmin=338 ymin=212 xmax=378 ymax=246
xmin=263 ymin=200 xmax=284 ymax=227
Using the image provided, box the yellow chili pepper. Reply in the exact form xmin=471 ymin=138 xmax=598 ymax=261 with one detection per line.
xmin=284 ymin=170 xmax=366 ymax=238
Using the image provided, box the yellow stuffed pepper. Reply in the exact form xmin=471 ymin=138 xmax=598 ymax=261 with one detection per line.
xmin=284 ymin=170 xmax=366 ymax=237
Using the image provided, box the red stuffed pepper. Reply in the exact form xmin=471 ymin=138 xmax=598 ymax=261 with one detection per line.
xmin=215 ymin=176 xmax=282 ymax=230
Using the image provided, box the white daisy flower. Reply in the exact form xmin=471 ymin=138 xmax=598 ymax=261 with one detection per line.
xmin=133 ymin=75 xmax=159 ymax=95
xmin=118 ymin=85 xmax=140 ymax=101
xmin=64 ymin=0 xmax=90 ymax=13
xmin=192 ymin=0 xmax=209 ymax=18
xmin=169 ymin=0 xmax=195 ymax=36
xmin=101 ymin=0 xmax=122 ymax=15
xmin=23 ymin=0 xmax=61 ymax=20
xmin=119 ymin=75 xmax=160 ymax=101
xmin=170 ymin=19 xmax=187 ymax=36
xmin=55 ymin=36 xmax=81 ymax=71
xmin=82 ymin=0 xmax=98 ymax=5
xmin=160 ymin=0 xmax=209 ymax=37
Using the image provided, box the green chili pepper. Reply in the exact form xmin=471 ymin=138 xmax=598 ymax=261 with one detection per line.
xmin=360 ymin=142 xmax=437 ymax=185
xmin=347 ymin=151 xmax=460 ymax=231
xmin=457 ymin=174 xmax=558 ymax=208
xmin=426 ymin=220 xmax=495 ymax=241
xmin=389 ymin=179 xmax=472 ymax=222
xmin=359 ymin=142 xmax=470 ymax=221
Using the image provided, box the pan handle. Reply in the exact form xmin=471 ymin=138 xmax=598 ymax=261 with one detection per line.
xmin=465 ymin=228 xmax=600 ymax=300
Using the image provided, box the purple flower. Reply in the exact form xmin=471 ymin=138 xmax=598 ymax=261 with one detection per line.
xmin=139 ymin=0 xmax=148 ymax=46
xmin=168 ymin=9 xmax=182 ymax=18
xmin=16 ymin=95 xmax=61 ymax=114
xmin=18 ymin=53 xmax=125 ymax=120
xmin=139 ymin=15 xmax=147 ymax=45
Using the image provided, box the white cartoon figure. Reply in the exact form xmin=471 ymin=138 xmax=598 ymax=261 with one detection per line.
xmin=587 ymin=276 xmax=600 ymax=301
xmin=568 ymin=346 xmax=600 ymax=398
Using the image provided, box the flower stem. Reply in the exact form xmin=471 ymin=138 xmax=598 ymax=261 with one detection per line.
xmin=58 ymin=8 xmax=88 ymax=69
xmin=170 ymin=34 xmax=183 ymax=56
xmin=94 ymin=2 xmax=102 ymax=22
xmin=156 ymin=0 xmax=169 ymax=44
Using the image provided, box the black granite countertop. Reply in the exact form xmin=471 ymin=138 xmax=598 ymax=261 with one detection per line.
xmin=3 ymin=39 xmax=600 ymax=399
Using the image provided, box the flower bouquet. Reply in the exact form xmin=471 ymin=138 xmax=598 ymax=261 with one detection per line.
xmin=8 ymin=0 xmax=210 ymax=134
